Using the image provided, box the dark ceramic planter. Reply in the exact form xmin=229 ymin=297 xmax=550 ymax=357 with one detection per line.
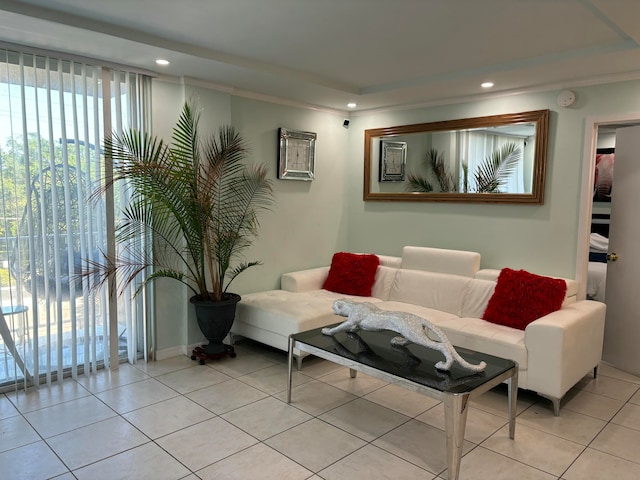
xmin=190 ymin=293 xmax=241 ymax=355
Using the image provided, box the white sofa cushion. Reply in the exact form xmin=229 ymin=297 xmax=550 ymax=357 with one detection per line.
xmin=401 ymin=246 xmax=480 ymax=277
xmin=377 ymin=255 xmax=402 ymax=268
xmin=461 ymin=279 xmax=496 ymax=318
xmin=236 ymin=290 xmax=381 ymax=335
xmin=439 ymin=317 xmax=528 ymax=369
xmin=371 ymin=266 xmax=399 ymax=300
xmin=389 ymin=269 xmax=472 ymax=316
xmin=374 ymin=301 xmax=459 ymax=326
xmin=282 ymin=267 xmax=329 ymax=292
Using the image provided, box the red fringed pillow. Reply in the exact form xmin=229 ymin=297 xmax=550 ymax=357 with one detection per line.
xmin=482 ymin=268 xmax=567 ymax=330
xmin=322 ymin=252 xmax=380 ymax=297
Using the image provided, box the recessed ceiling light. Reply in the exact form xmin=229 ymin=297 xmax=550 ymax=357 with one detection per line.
xmin=481 ymin=82 xmax=494 ymax=88
xmin=155 ymin=59 xmax=170 ymax=66
xmin=347 ymin=102 xmax=357 ymax=108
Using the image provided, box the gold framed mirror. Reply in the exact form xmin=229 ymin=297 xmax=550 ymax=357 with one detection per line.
xmin=364 ymin=109 xmax=549 ymax=204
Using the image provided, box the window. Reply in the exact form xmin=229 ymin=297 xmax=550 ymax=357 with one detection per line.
xmin=0 ymin=48 xmax=150 ymax=389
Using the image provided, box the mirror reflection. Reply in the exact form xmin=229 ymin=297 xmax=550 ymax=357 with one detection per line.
xmin=364 ymin=110 xmax=549 ymax=204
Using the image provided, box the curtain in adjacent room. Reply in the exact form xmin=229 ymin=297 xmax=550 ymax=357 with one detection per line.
xmin=0 ymin=48 xmax=151 ymax=390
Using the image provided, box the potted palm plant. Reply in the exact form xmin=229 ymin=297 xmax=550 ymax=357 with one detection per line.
xmin=87 ymin=101 xmax=274 ymax=359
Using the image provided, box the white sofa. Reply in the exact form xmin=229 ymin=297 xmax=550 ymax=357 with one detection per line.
xmin=231 ymin=246 xmax=606 ymax=414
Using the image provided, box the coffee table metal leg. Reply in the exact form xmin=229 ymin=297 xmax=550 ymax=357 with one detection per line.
xmin=443 ymin=392 xmax=469 ymax=480
xmin=508 ymin=367 xmax=518 ymax=439
xmin=287 ymin=336 xmax=294 ymax=403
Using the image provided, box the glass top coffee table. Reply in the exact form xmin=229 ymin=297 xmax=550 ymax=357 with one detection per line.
xmin=287 ymin=325 xmax=518 ymax=480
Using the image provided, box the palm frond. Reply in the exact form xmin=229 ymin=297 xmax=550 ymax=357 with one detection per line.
xmin=427 ymin=148 xmax=456 ymax=192
xmin=473 ymin=143 xmax=523 ymax=193
xmin=406 ymin=173 xmax=434 ymax=192
xmin=82 ymin=101 xmax=275 ymax=303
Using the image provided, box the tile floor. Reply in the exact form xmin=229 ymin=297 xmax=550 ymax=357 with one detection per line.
xmin=1 ymin=340 xmax=640 ymax=479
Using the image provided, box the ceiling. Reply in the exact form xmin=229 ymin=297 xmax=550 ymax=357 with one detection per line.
xmin=2 ymin=0 xmax=640 ymax=114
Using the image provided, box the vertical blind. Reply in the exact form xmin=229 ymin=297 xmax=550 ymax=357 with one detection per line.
xmin=0 ymin=48 xmax=150 ymax=390
xmin=458 ymin=131 xmax=526 ymax=193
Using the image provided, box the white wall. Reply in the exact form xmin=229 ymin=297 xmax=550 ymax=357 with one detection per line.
xmin=150 ymin=79 xmax=349 ymax=353
xmin=229 ymin=96 xmax=350 ymax=294
xmin=150 ymin=76 xmax=640 ymax=353
xmin=346 ymin=81 xmax=640 ymax=277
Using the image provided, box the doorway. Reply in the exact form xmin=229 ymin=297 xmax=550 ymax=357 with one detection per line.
xmin=578 ymin=115 xmax=640 ymax=375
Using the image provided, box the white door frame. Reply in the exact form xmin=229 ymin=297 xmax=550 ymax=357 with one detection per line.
xmin=576 ymin=112 xmax=640 ymax=299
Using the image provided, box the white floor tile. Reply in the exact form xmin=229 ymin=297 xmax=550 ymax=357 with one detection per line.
xmin=47 ymin=416 xmax=149 ymax=470
xmin=319 ymin=397 xmax=410 ymax=442
xmin=562 ymin=387 xmax=625 ymax=420
xmin=0 ymin=393 xmax=19 ymax=419
xmin=0 ymin=441 xmax=68 ymax=480
xmin=131 ymin=355 xmax=196 ymax=376
xmin=123 ymin=395 xmax=215 ymax=439
xmin=8 ymin=379 xmax=90 ymax=413
xmin=319 ymin=443 xmax=435 ymax=480
xmin=590 ymin=423 xmax=640 ymax=463
xmin=318 ymin=367 xmax=389 ymax=396
xmin=611 ymin=402 xmax=640 ymax=431
xmin=75 ymin=363 xmax=151 ymax=393
xmin=221 ymin=396 xmax=312 ymax=440
xmin=482 ymin=423 xmax=585 ymax=476
xmin=0 ymin=414 xmax=40 ymax=452
xmin=237 ymin=363 xmax=312 ymax=394
xmin=206 ymin=353 xmax=276 ymax=377
xmin=24 ymin=394 xmax=116 ymax=438
xmin=598 ymin=363 xmax=640 ymax=384
xmin=416 ymin=404 xmax=508 ymax=444
xmin=563 ymin=447 xmax=640 ymax=480
xmin=576 ymin=375 xmax=640 ymax=402
xmin=517 ymin=402 xmax=607 ymax=445
xmin=265 ymin=418 xmax=366 ymax=472
xmin=73 ymin=441 xmax=190 ymax=480
xmin=185 ymin=378 xmax=268 ymax=414
xmin=95 ymin=377 xmax=179 ymax=414
xmin=2 ymin=341 xmax=639 ymax=480
xmin=468 ymin=386 xmax=535 ymax=418
xmin=197 ymin=443 xmax=312 ymax=480
xmin=453 ymin=446 xmax=556 ymax=480
xmin=156 ymin=417 xmax=257 ymax=471
xmin=275 ymin=379 xmax=357 ymax=416
xmin=373 ymin=419 xmax=474 ymax=474
xmin=155 ymin=364 xmax=231 ymax=394
xmin=363 ymin=383 xmax=440 ymax=417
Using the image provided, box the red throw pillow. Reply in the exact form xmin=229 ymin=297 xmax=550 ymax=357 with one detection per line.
xmin=322 ymin=252 xmax=380 ymax=297
xmin=482 ymin=268 xmax=567 ymax=330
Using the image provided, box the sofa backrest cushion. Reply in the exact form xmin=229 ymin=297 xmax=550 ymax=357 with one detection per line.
xmin=401 ymin=246 xmax=481 ymax=277
xmin=323 ymin=252 xmax=380 ymax=296
xmin=461 ymin=279 xmax=497 ymax=318
xmin=377 ymin=255 xmax=402 ymax=268
xmin=389 ymin=269 xmax=472 ymax=316
xmin=371 ymin=266 xmax=399 ymax=301
xmin=482 ymin=268 xmax=568 ymax=330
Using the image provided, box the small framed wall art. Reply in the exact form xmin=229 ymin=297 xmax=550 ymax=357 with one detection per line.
xmin=379 ymin=140 xmax=407 ymax=182
xmin=277 ymin=127 xmax=317 ymax=181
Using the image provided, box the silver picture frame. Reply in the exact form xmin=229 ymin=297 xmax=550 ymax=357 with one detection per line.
xmin=380 ymin=140 xmax=407 ymax=182
xmin=278 ymin=127 xmax=317 ymax=181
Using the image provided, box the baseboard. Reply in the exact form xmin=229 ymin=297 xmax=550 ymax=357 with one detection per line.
xmin=155 ymin=345 xmax=188 ymax=360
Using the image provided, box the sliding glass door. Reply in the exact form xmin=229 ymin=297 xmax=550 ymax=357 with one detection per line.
xmin=0 ymin=49 xmax=150 ymax=389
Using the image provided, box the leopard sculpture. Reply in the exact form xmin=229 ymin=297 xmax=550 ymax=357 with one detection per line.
xmin=322 ymin=299 xmax=486 ymax=373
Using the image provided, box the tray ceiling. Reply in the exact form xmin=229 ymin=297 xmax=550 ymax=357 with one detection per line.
xmin=1 ymin=0 xmax=640 ymax=112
